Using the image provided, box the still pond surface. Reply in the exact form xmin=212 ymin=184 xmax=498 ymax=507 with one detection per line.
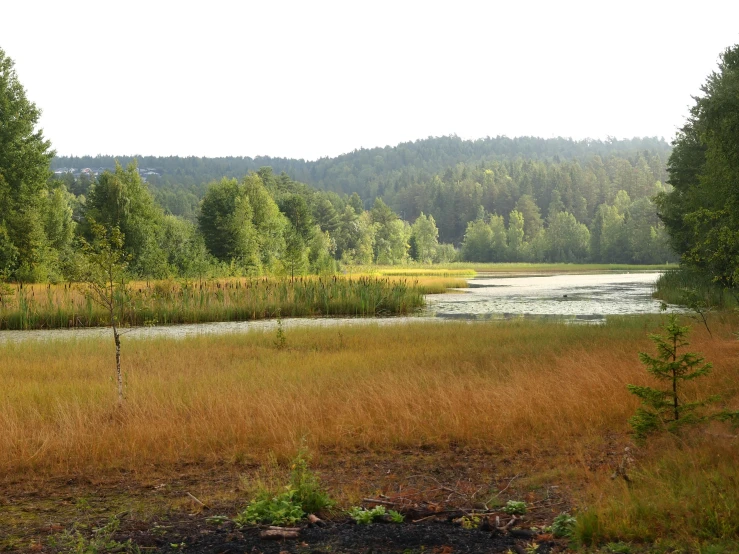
xmin=425 ymin=271 xmax=671 ymax=322
xmin=0 ymin=272 xmax=672 ymax=343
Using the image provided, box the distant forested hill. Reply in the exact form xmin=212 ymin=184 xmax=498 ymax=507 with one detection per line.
xmin=52 ymin=135 xmax=671 ymax=201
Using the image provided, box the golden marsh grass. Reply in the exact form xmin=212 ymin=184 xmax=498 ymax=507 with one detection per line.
xmin=2 ymin=316 xmax=737 ymax=478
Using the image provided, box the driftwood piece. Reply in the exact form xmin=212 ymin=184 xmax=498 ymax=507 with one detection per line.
xmin=260 ymin=527 xmax=300 ymax=539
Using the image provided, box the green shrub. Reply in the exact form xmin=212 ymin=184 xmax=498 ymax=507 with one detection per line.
xmin=234 ymin=489 xmax=305 ymax=526
xmin=552 ymin=512 xmax=577 ymax=538
xmin=288 ymin=449 xmax=333 ymax=513
xmin=348 ymin=505 xmax=404 ymax=524
xmin=502 ymin=500 xmax=527 ymax=515
xmin=235 ymin=448 xmax=333 ymax=526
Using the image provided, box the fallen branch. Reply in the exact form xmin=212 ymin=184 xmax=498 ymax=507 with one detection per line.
xmin=491 ymin=473 xmax=521 ymax=499
xmin=502 ymin=514 xmax=518 ymax=530
xmin=362 ymin=498 xmax=398 ymax=506
xmin=186 ymin=492 xmax=209 ymax=509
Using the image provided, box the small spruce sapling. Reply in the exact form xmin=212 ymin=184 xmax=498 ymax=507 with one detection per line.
xmin=274 ymin=310 xmax=286 ymax=349
xmin=627 ymin=315 xmax=716 ymax=440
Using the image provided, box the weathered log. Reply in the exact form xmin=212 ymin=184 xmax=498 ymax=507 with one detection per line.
xmin=260 ymin=528 xmax=300 ymax=539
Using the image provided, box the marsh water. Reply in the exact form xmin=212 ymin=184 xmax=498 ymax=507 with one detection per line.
xmin=425 ymin=271 xmax=672 ymax=323
xmin=0 ymin=272 xmax=672 ymax=343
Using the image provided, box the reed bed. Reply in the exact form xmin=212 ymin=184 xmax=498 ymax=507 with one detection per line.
xmin=0 ymin=276 xmax=427 ymax=330
xmin=2 ymin=316 xmax=737 ymax=477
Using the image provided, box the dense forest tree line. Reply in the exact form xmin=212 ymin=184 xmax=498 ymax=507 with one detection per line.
xmin=2 ymin=44 xmax=676 ymax=284
xmin=49 ymin=137 xmax=677 ymax=268
xmin=52 ymin=134 xmax=670 ymax=210
xmin=9 ymin=155 xmax=676 ymax=283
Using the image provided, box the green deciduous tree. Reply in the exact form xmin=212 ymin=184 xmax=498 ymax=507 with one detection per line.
xmin=461 ymin=219 xmax=493 ymax=262
xmin=242 ymin=173 xmax=286 ymax=270
xmin=0 ymin=48 xmax=55 ymax=279
xmin=307 ymin=225 xmax=336 ymax=274
xmin=80 ymin=222 xmax=129 ymax=405
xmin=410 ymin=212 xmax=439 ymax=263
xmin=545 ymin=211 xmax=590 ymax=262
xmin=280 ymin=194 xmax=313 ymax=239
xmin=489 ymin=215 xmax=508 ymax=262
xmin=198 ymin=178 xmax=259 ymax=268
xmin=514 ymin=195 xmax=543 ymax=242
xmin=507 ymin=209 xmax=525 ymax=262
xmin=83 ymin=161 xmax=165 ymax=274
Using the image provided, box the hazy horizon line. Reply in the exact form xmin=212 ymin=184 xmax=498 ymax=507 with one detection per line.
xmin=49 ymin=133 xmax=673 ymax=163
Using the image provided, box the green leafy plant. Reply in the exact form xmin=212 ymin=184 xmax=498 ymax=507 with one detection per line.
xmin=348 ymin=505 xmax=403 ymax=524
xmin=288 ymin=448 xmax=333 ymax=513
xmin=627 ymin=315 xmax=716 ymax=440
xmin=551 ymin=512 xmax=577 ymax=538
xmin=388 ymin=509 xmax=405 ymax=523
xmin=349 ymin=505 xmax=382 ymax=524
xmin=235 ymin=448 xmax=333 ymax=526
xmin=502 ymin=500 xmax=527 ymax=515
xmin=234 ymin=488 xmax=305 ymax=526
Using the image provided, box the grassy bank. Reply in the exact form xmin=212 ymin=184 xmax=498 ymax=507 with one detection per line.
xmin=0 ymin=276 xmax=439 ymax=330
xmin=2 ymin=317 xmax=737 ymax=549
xmin=654 ymin=267 xmax=738 ymax=309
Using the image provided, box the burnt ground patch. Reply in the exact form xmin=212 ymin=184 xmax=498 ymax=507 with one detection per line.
xmin=119 ymin=518 xmax=563 ymax=554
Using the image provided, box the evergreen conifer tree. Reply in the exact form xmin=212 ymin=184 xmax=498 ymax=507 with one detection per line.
xmin=627 ymin=315 xmax=715 ymax=440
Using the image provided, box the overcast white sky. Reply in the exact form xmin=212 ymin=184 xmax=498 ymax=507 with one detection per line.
xmin=3 ymin=1 xmax=739 ymax=160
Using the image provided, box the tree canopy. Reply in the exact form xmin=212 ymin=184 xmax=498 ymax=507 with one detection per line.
xmin=0 ymin=47 xmax=59 ymax=280
xmin=657 ymin=44 xmax=739 ymax=288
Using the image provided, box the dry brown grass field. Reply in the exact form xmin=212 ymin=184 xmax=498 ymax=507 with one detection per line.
xmin=1 ymin=316 xmax=738 ymax=550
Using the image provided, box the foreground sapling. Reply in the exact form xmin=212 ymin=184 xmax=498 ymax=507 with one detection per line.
xmin=627 ymin=315 xmax=716 ymax=440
